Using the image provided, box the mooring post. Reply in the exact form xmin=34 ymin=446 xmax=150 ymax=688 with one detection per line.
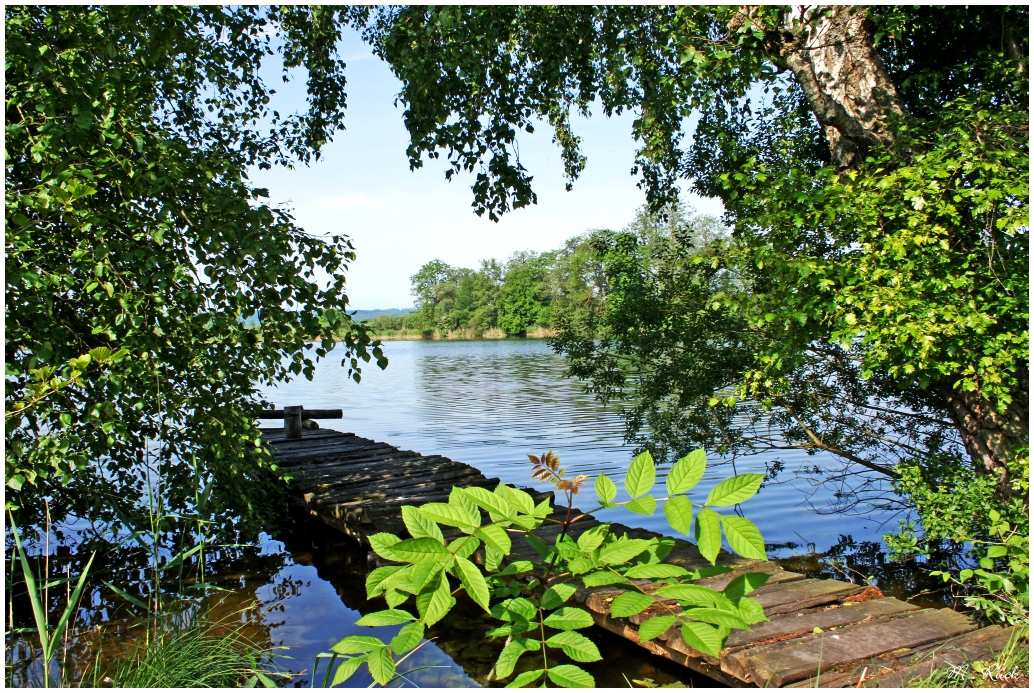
xmin=284 ymin=405 xmax=303 ymax=440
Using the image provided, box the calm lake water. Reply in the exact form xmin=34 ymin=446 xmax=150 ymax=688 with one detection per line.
xmin=10 ymin=338 xmax=927 ymax=688
xmin=263 ymin=338 xmax=902 ymax=550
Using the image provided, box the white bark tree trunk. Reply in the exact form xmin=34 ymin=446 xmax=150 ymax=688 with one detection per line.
xmin=777 ymin=5 xmax=904 ymax=168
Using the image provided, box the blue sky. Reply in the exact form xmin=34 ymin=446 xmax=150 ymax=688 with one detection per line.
xmin=250 ymin=27 xmax=723 ymax=310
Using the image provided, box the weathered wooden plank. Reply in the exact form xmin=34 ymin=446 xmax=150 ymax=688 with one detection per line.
xmin=744 ymin=578 xmax=868 ymax=616
xmin=860 ymin=625 xmax=1021 ymax=688
xmin=269 ymin=441 xmax=398 ymax=463
xmin=307 ymin=469 xmax=494 ymax=504
xmin=725 ymin=607 xmax=979 ymax=687
xmin=724 ymin=597 xmax=918 ymax=654
xmin=294 ymin=461 xmax=480 ymax=494
xmin=262 ymin=430 xmax=357 ymax=444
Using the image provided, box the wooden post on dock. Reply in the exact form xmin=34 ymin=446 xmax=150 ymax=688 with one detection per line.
xmin=258 ymin=406 xmax=343 ymax=439
xmin=284 ymin=405 xmax=303 ymax=439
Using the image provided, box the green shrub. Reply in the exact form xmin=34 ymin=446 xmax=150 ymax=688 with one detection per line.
xmin=317 ymin=448 xmax=770 ymax=687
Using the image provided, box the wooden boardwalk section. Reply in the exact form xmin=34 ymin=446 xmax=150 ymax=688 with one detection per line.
xmin=264 ymin=427 xmax=1017 ymax=688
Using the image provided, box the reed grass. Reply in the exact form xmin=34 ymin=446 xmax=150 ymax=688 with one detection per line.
xmin=108 ymin=615 xmax=277 ymax=688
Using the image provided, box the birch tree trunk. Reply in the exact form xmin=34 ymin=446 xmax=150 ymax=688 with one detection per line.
xmin=776 ymin=5 xmax=903 ymax=169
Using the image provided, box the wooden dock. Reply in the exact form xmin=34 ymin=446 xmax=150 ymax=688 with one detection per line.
xmin=264 ymin=427 xmax=1018 ymax=688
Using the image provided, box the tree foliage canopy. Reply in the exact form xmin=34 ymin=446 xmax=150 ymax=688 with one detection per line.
xmin=5 ymin=5 xmax=383 ymax=533
xmin=365 ymin=6 xmax=1028 ymax=536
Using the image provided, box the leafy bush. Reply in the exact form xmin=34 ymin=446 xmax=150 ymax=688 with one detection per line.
xmin=317 ymin=448 xmax=769 ymax=687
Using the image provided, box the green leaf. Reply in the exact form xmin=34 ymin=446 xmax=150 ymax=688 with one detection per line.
xmin=367 ymin=646 xmax=395 ymax=686
xmin=986 ymin=545 xmax=1008 ymax=559
xmin=494 ymin=637 xmax=536 ymax=679
xmin=475 ymin=524 xmax=512 ymax=555
xmin=541 ymin=582 xmax=578 ymax=610
xmin=722 ymin=572 xmax=770 ymax=600
xmin=582 ymin=571 xmax=629 ymax=587
xmin=567 ymin=556 xmax=598 ymax=575
xmin=448 ymin=535 xmax=480 ymax=559
xmin=331 ymin=656 xmax=367 ymax=687
xmin=626 ymin=495 xmax=657 ymax=515
xmin=545 ymin=631 xmax=602 ymax=662
xmin=390 ymin=622 xmax=424 ymax=655
xmin=104 ymin=580 xmax=149 ymax=610
xmin=366 ymin=566 xmax=405 ymax=599
xmin=598 ymin=538 xmax=652 ymax=565
xmin=667 ymin=449 xmax=706 ymax=495
xmin=682 ymin=607 xmax=750 ymax=630
xmin=506 ymin=669 xmax=544 ymax=687
xmin=525 ymin=533 xmax=553 ymax=560
xmin=733 ymin=597 xmax=768 ymax=625
xmin=381 ymin=537 xmax=450 ymax=564
xmin=451 ymin=485 xmax=481 ymax=516
xmin=368 ymin=533 xmax=402 ymax=560
xmin=547 ymin=664 xmax=595 ymax=688
xmin=454 ymin=555 xmax=491 ymax=612
xmin=720 ymin=515 xmax=767 ymax=560
xmin=493 ymin=597 xmax=538 ymax=622
xmin=705 ymin=473 xmax=764 ymax=507
xmin=409 ymin=563 xmax=442 ymax=593
xmin=663 ymin=495 xmax=694 ymax=535
xmin=331 ymin=635 xmax=386 ymax=654
xmin=623 ymin=564 xmax=689 ymax=579
xmin=401 ymin=505 xmax=445 ymax=542
xmin=638 ymin=615 xmax=677 ymax=642
xmin=355 ymin=609 xmax=416 ymax=627
xmin=695 ymin=508 xmax=723 ymax=564
xmin=464 ymin=486 xmax=513 ymax=518
xmin=610 ymin=591 xmax=654 ymax=618
xmin=543 ymin=607 xmax=595 ymax=630
xmin=418 ymin=572 xmax=454 ymax=626
xmin=485 ymin=547 xmax=504 ymax=573
xmin=418 ymin=502 xmax=479 ymax=530
xmin=626 ymin=450 xmax=656 ymax=498
xmin=595 ymin=473 xmax=617 ymax=505
xmin=654 ymin=584 xmax=727 ymax=607
xmin=576 ymin=523 xmax=610 ymax=552
xmin=496 ymin=560 xmax=535 ymax=576
xmin=501 ymin=485 xmax=536 ymax=515
xmin=680 ymin=621 xmax=722 ymax=657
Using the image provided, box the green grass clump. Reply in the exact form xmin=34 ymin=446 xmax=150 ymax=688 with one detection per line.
xmin=110 ymin=620 xmax=272 ymax=688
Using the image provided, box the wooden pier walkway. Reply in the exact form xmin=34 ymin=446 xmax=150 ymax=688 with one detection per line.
xmin=263 ymin=427 xmax=1017 ymax=688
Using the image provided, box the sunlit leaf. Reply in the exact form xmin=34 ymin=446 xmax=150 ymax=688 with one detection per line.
xmin=610 ymin=591 xmax=654 ymax=618
xmin=667 ymin=449 xmax=706 ymax=495
xmin=721 ymin=515 xmax=767 ymax=560
xmin=695 ymin=508 xmax=722 ymax=564
xmin=637 ymin=615 xmax=676 ymax=642
xmin=705 ymin=473 xmax=764 ymax=507
xmin=546 ymin=631 xmax=602 ymax=662
xmin=663 ymin=495 xmax=693 ymax=535
xmin=625 ymin=450 xmax=656 ymax=498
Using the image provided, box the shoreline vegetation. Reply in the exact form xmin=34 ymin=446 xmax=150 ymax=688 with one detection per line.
xmin=367 ymin=326 xmax=554 ymax=341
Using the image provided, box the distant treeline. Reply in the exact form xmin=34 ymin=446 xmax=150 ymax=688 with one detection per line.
xmin=361 ymin=203 xmax=727 ymax=338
